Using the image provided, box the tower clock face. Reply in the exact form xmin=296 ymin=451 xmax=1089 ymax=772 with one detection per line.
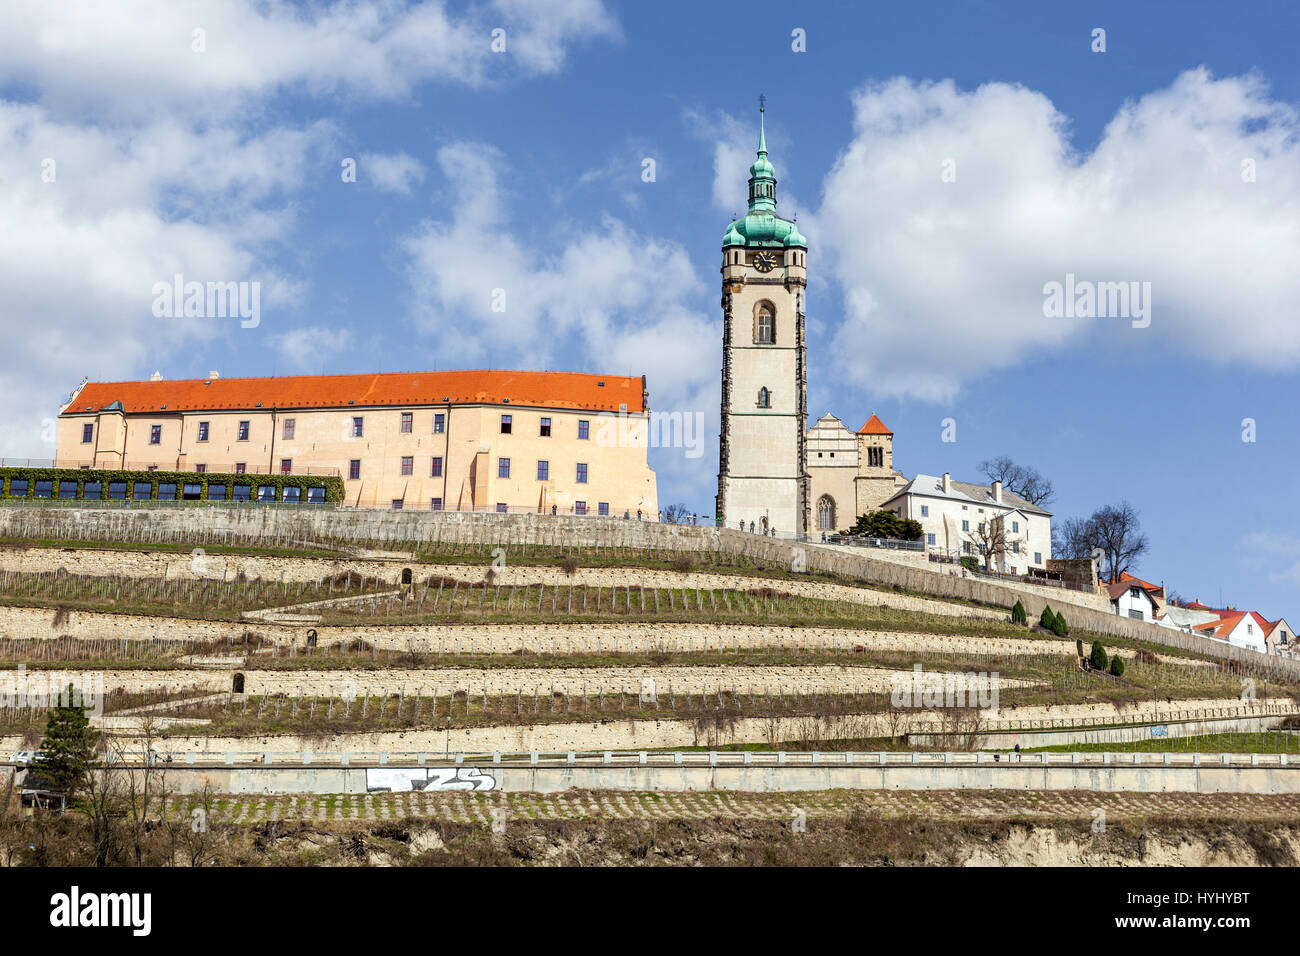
xmin=752 ymin=250 xmax=778 ymax=273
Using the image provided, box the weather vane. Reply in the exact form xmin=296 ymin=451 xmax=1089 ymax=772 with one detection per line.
xmin=759 ymin=93 xmax=765 ymax=112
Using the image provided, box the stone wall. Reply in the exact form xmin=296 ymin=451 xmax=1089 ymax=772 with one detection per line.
xmin=0 ymin=546 xmax=1008 ymax=622
xmin=0 ymin=662 xmax=1035 ymax=699
xmin=1 ymin=508 xmax=1293 ymax=678
xmin=5 ymin=696 xmax=1291 ymax=758
xmin=0 ymin=603 xmax=1206 ymax=664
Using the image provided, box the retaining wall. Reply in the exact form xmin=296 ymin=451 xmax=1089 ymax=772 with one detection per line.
xmin=1 ymin=509 xmax=1291 ymax=678
xmin=39 ymin=760 xmax=1300 ymax=796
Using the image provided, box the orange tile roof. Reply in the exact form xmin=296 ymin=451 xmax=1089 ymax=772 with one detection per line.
xmin=1193 ymin=612 xmax=1246 ymax=638
xmin=857 ymin=414 xmax=892 ymax=435
xmin=1116 ymin=572 xmax=1164 ymax=595
xmin=62 ymin=369 xmax=647 ymax=415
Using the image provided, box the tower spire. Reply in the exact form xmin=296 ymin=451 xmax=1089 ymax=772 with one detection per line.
xmin=758 ymin=93 xmax=767 ymax=154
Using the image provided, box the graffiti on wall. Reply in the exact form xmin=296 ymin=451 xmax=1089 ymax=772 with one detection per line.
xmin=366 ymin=767 xmax=497 ymax=793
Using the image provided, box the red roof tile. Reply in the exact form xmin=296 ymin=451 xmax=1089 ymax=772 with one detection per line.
xmin=62 ymin=369 xmax=647 ymax=415
xmin=1193 ymin=612 xmax=1246 ymax=638
xmin=857 ymin=414 xmax=892 ymax=435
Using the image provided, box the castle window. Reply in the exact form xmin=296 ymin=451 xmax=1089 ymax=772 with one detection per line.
xmin=238 ymin=420 xmax=250 ymax=441
xmin=755 ymin=306 xmax=774 ymax=344
xmin=757 ymin=387 xmax=771 ymax=408
xmin=817 ymin=495 xmax=836 ymax=531
xmin=867 ymin=447 xmax=883 ymax=467
xmin=282 ymin=418 xmax=295 ymax=440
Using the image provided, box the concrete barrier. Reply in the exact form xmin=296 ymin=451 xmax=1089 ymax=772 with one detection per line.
xmin=31 ymin=753 xmax=1300 ymax=795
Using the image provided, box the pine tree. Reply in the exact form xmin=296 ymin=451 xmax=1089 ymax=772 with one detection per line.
xmin=1051 ymin=612 xmax=1069 ymax=637
xmin=35 ymin=684 xmax=99 ymax=796
xmin=1011 ymin=600 xmax=1027 ymax=625
xmin=1109 ymin=656 xmax=1125 ymax=678
xmin=1090 ymin=642 xmax=1109 ymax=672
xmin=1039 ymin=605 xmax=1056 ymax=631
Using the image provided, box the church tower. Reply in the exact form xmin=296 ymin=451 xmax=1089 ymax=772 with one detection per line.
xmin=716 ymin=102 xmax=809 ymax=534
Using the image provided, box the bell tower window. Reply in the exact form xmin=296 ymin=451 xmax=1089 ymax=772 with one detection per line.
xmin=755 ymin=305 xmax=774 ymax=344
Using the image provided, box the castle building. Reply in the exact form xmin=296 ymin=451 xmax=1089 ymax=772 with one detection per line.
xmin=715 ymin=104 xmax=809 ymax=534
xmin=55 ymin=369 xmax=658 ymax=514
xmin=806 ymin=413 xmax=908 ymax=531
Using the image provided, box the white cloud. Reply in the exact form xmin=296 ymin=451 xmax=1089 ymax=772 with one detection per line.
xmin=686 ymin=108 xmax=754 ymax=215
xmin=814 ymin=68 xmax=1300 ymax=402
xmin=0 ymin=102 xmax=323 ymax=456
xmin=401 ymin=142 xmax=714 ymax=409
xmin=0 ymin=0 xmax=620 ymax=118
xmin=361 ymin=151 xmax=426 ymax=193
xmin=0 ymin=1 xmax=619 ymax=456
xmin=272 ymin=326 xmax=356 ymax=370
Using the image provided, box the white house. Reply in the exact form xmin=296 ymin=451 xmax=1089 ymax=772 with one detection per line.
xmin=879 ymin=473 xmax=1051 ymax=572
xmin=1265 ymin=617 xmax=1296 ymax=657
xmin=1108 ymin=579 xmax=1160 ymax=623
xmin=1193 ymin=612 xmax=1268 ymax=654
xmin=1157 ymin=604 xmax=1220 ymax=633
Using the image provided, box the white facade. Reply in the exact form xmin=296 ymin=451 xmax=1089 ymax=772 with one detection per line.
xmin=1112 ymin=585 xmax=1158 ymax=623
xmin=1157 ymin=604 xmax=1219 ymax=633
xmin=881 ymin=473 xmax=1051 ymax=572
xmin=1196 ymin=616 xmax=1268 ymax=655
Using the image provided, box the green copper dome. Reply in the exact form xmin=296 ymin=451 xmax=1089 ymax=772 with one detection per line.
xmin=721 ymin=104 xmax=806 ymax=251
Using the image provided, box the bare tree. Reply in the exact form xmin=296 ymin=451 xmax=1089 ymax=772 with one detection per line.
xmin=1051 ymin=501 xmax=1148 ymax=581
xmin=173 ymin=783 xmax=218 ymax=867
xmin=121 ymin=718 xmax=172 ymax=866
xmin=967 ymin=517 xmax=1025 ymax=572
xmin=661 ymin=503 xmax=689 ymax=525
xmin=1052 ymin=515 xmax=1097 ymax=560
xmin=1090 ymin=501 xmax=1149 ymax=582
xmin=978 ymin=455 xmax=1056 ymax=507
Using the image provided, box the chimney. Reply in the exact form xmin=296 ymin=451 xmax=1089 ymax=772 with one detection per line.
xmin=208 ymin=371 xmax=220 ymax=379
xmin=992 ymin=480 xmax=1002 ymax=503
xmin=941 ymin=472 xmax=951 ymax=493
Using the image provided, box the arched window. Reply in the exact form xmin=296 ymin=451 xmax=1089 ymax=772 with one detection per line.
xmin=817 ymin=495 xmax=836 ymax=531
xmin=755 ymin=303 xmax=775 ymax=344
xmin=757 ymin=387 xmax=771 ymax=408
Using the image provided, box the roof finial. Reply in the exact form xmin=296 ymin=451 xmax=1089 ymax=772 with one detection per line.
xmin=757 ymin=94 xmax=767 ymax=154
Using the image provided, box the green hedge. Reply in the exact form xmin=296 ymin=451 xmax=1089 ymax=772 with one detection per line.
xmin=0 ymin=466 xmax=343 ymax=504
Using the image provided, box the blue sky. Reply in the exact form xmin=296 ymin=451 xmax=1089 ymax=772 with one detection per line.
xmin=2 ymin=0 xmax=1298 ymax=617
